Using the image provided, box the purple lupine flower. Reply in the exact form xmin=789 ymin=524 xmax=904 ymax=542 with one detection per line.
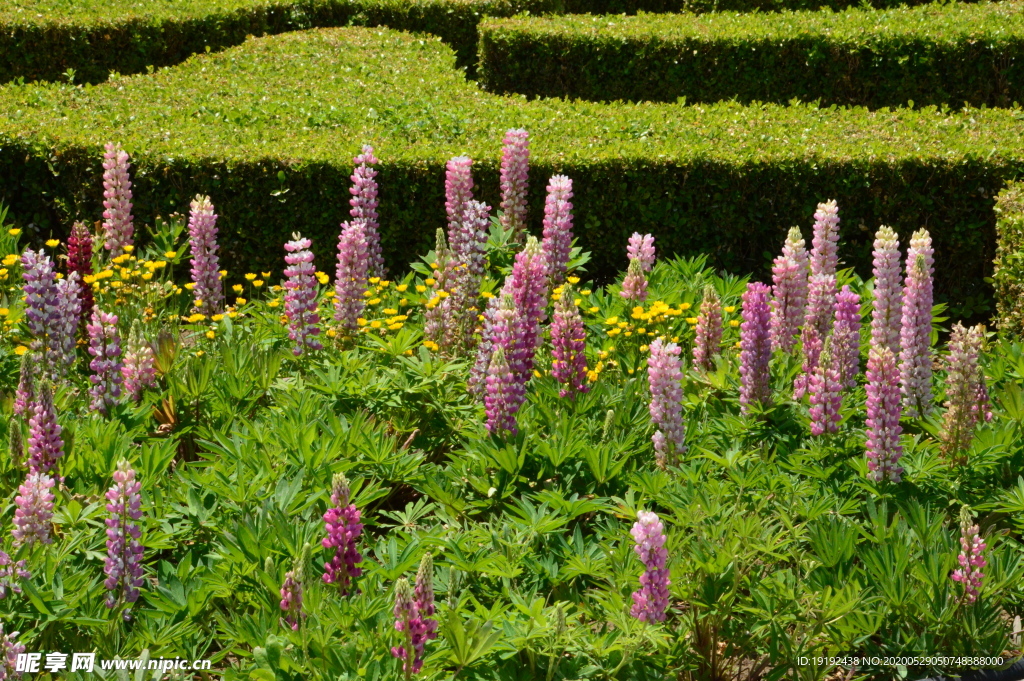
xmin=67 ymin=221 xmax=94 ymax=318
xmin=629 ymin=510 xmax=671 ymax=623
xmin=54 ymin=272 xmax=82 ymax=370
xmin=941 ymin=324 xmax=989 ymax=461
xmin=540 ymin=175 xmax=573 ymax=283
xmin=0 ymin=551 xmax=30 ymax=601
xmin=187 ymin=195 xmax=224 ymax=315
xmin=507 ymin=236 xmax=548 ymax=384
xmin=810 ymin=199 xmax=840 ymax=279
xmin=832 ymin=285 xmax=861 ymax=389
xmin=485 ymin=345 xmax=519 ymax=437
xmin=12 ymin=471 xmax=55 ymax=547
xmin=21 ymin=248 xmax=60 ymax=365
xmin=627 ymin=233 xmax=656 ymax=273
xmin=104 ymin=459 xmax=144 ymax=617
xmin=334 ymin=220 xmax=369 ymax=336
xmin=87 ymin=307 xmax=123 ymax=415
xmin=13 ymin=353 xmax=36 ymax=419
xmin=468 ymin=290 xmax=506 ymax=397
xmin=620 ymin=258 xmax=648 ymax=303
xmin=870 ymin=226 xmax=902 ymax=356
xmin=865 ymin=345 xmax=903 ymax=483
xmin=322 ymin=473 xmax=363 ymax=596
xmin=739 ymin=282 xmax=772 ymax=414
xmin=392 ymin=576 xmax=427 ymax=676
xmin=279 ymin=564 xmax=304 ymax=631
xmin=499 ymin=129 xmax=530 ymax=238
xmin=648 ymin=339 xmax=686 ymax=468
xmin=794 ymin=273 xmax=837 ymax=399
xmin=122 ymin=321 xmax=156 ymax=402
xmin=445 ymin=156 xmax=474 ymax=257
xmin=283 ymin=233 xmax=323 ymax=356
xmin=974 ymin=363 xmax=994 ymax=426
xmin=951 ymin=507 xmax=986 ymax=604
xmin=447 ymin=201 xmax=491 ymax=352
xmin=693 ymin=285 xmax=723 ymax=371
xmin=900 ymin=229 xmax=935 ymax=418
xmin=808 ymin=336 xmax=842 ymax=436
xmin=350 ymin=145 xmax=384 ymax=277
xmin=770 ymin=227 xmax=809 ymax=354
xmin=0 ymin=623 xmax=26 ymax=681
xmin=27 ymin=380 xmax=63 ymax=475
xmin=101 ymin=142 xmax=134 ymax=256
xmin=550 ymin=285 xmax=589 ymax=398
xmin=455 ymin=200 xmax=491 ymax=281
xmin=412 ymin=553 xmax=438 ymax=647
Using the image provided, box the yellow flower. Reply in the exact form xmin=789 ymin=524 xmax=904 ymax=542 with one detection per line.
xmin=589 ymin=306 xmax=599 ymax=313
xmin=196 ymin=350 xmax=205 ymax=357
xmin=729 ymin=320 xmax=740 ymax=328
xmin=625 ymin=331 xmax=633 ymax=337
xmin=206 ymin=330 xmax=216 ymax=340
xmin=8 ymin=228 xmax=21 ymax=236
xmin=187 ymin=313 xmax=207 ymax=323
xmin=110 ymin=281 xmax=123 ymax=289
xmin=228 ymin=311 xmax=238 ymax=319
xmin=267 ymin=300 xmax=280 ymax=308
xmin=638 ymin=327 xmax=646 ymax=334
xmin=437 ymin=291 xmax=449 ymax=299
xmin=607 ymin=328 xmax=622 ymax=337
xmin=379 ymin=281 xmax=390 ymax=288
xmin=627 ymin=368 xmax=635 ymax=374
xmin=236 ymin=297 xmax=247 ymax=305
xmin=232 ymin=284 xmax=243 ymax=293
xmin=605 ymin=316 xmax=619 ymax=325
xmin=581 ymin=289 xmax=592 ymax=296
xmin=533 ymin=370 xmax=542 ymax=378
xmin=640 ymin=344 xmax=649 ymax=352
xmin=113 ymin=254 xmax=130 ymax=265
xmin=396 ymin=284 xmax=408 ymax=292
xmin=211 ymin=314 xmax=225 ymax=322
xmin=568 ymin=276 xmax=580 ymax=284
xmin=362 ymin=289 xmax=373 ymax=298
xmin=399 ymin=298 xmax=408 ymax=306
xmin=253 ymin=280 xmax=264 ymax=287
xmin=425 ymin=278 xmax=436 ymax=286
xmin=631 ymin=307 xmax=645 ymax=319
xmin=734 ymin=341 xmax=742 ymax=348
xmin=261 ymin=271 xmax=271 ymax=278
xmin=45 ymin=239 xmax=60 ymax=248
xmin=383 ymin=308 xmax=398 ymax=315
xmin=324 ymin=290 xmax=336 ymax=298
xmin=356 ymin=318 xmax=368 ymax=326
xmin=123 ymin=245 xmax=134 ymax=253
xmin=327 ymin=328 xmax=338 ymax=338
xmin=587 ymin=370 xmax=599 ymax=382
xmin=219 ymin=270 xmax=228 ymax=278
xmin=686 ymin=317 xmax=698 ymax=324
xmin=616 ymin=321 xmax=628 ymax=329
xmin=245 ymin=273 xmax=257 ymax=281
xmin=185 ymin=282 xmax=196 ymax=291
xmin=316 ymin=272 xmax=329 ymax=285
xmin=272 ymin=285 xmax=282 ymax=292
xmin=165 ymin=251 xmax=177 ymax=258
xmin=404 ymin=349 xmax=413 ymax=356
xmin=423 ymin=340 xmax=439 ymax=351
xmin=416 ymin=285 xmax=427 ymax=293
xmin=368 ymin=298 xmax=382 ymax=305
xmin=14 ymin=345 xmax=28 ymax=356
xmin=388 ymin=323 xmax=403 ymax=331
xmin=369 ymin=277 xmax=381 ymax=285
xmin=370 ymin=320 xmax=382 ymax=329
xmin=0 ymin=308 xmax=7 ymax=316
xmin=481 ymin=291 xmax=495 ymax=299
xmin=553 ymin=285 xmax=564 ymax=295
xmin=598 ymin=350 xmax=609 ymax=360
xmin=2 ymin=254 xmax=17 ymax=266
xmin=724 ymin=306 xmax=736 ymax=313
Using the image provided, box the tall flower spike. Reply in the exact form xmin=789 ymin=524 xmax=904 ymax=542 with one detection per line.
xmin=334 ymin=220 xmax=369 ymax=336
xmin=810 ymin=199 xmax=840 ymax=279
xmin=941 ymin=323 xmax=988 ymax=462
xmin=647 ymin=338 xmax=686 ymax=468
xmin=627 ymin=233 xmax=656 ymax=273
xmin=413 ymin=554 xmax=438 ymax=645
xmin=187 ymin=195 xmax=224 ymax=315
xmin=692 ymin=284 xmax=723 ymax=371
xmin=739 ymin=282 xmax=772 ymax=414
xmin=550 ymin=285 xmax=589 ymax=398
xmin=54 ymin=272 xmax=82 ymax=370
xmin=499 ymin=129 xmax=530 ymax=239
xmin=1 ymin=623 xmax=26 ymax=680
xmin=104 ymin=459 xmax=144 ymax=618
xmin=13 ymin=352 xmax=36 ymax=418
xmin=87 ymin=307 xmax=123 ymax=415
xmin=27 ymin=380 xmax=63 ymax=475
xmin=870 ymin=226 xmax=902 ymax=356
xmin=279 ymin=560 xmax=304 ymax=631
xmin=12 ymin=471 xmax=55 ymax=547
xmin=391 ymin=577 xmax=420 ymax=677
xmin=507 ymin=237 xmax=549 ymax=385
xmin=770 ymin=227 xmax=809 ymax=354
xmin=794 ymin=273 xmax=837 ymax=399
xmin=865 ymin=345 xmax=903 ymax=482
xmin=424 ymin=229 xmax=454 ymax=350
xmin=832 ymin=285 xmax=861 ymax=389
xmin=67 ymin=221 xmax=95 ymax=318
xmin=122 ymin=321 xmax=157 ymax=402
xmin=445 ymin=156 xmax=474 ymax=257
xmin=900 ymin=229 xmax=935 ymax=418
xmin=540 ymin=175 xmax=574 ymax=283
xmin=8 ymin=421 xmax=23 ymax=471
xmin=485 ymin=345 xmax=520 ymax=437
xmin=349 ymin=145 xmax=384 ymax=277
xmin=448 ymin=200 xmax=492 ymax=352
xmin=0 ymin=550 xmax=30 ymax=601
xmin=951 ymin=506 xmax=986 ymax=604
xmin=283 ymin=233 xmax=323 ymax=356
xmin=101 ymin=142 xmax=134 ymax=256
xmin=620 ymin=258 xmax=648 ymax=303
xmin=468 ymin=290 xmax=506 ymax=397
xmin=808 ymin=335 xmax=842 ymax=436
xmin=21 ymin=248 xmax=60 ymax=366
xmin=322 ymin=473 xmax=363 ymax=596
xmin=629 ymin=510 xmax=670 ymax=623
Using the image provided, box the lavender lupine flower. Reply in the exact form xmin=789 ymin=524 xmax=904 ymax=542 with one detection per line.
xmin=21 ymin=248 xmax=60 ymax=363
xmin=334 ymin=221 xmax=369 ymax=335
xmin=739 ymin=282 xmax=772 ymax=414
xmin=629 ymin=510 xmax=670 ymax=623
xmin=832 ymin=285 xmax=861 ymax=389
xmin=808 ymin=336 xmax=842 ymax=436
xmin=12 ymin=472 xmax=55 ymax=547
xmin=54 ymin=272 xmax=82 ymax=369
xmin=810 ymin=199 xmax=840 ymax=279
xmin=540 ymin=175 xmax=573 ymax=283
xmin=349 ymin=145 xmax=384 ymax=277
xmin=283 ymin=233 xmax=323 ymax=356
xmin=507 ymin=237 xmax=549 ymax=384
xmin=620 ymin=258 xmax=648 ymax=303
xmin=448 ymin=201 xmax=491 ymax=351
xmin=1 ymin=623 xmax=26 ymax=681
xmin=13 ymin=353 xmax=35 ymax=418
xmin=648 ymin=339 xmax=686 ymax=468
xmin=468 ymin=291 xmax=506 ymax=396
xmin=104 ymin=460 xmax=144 ymax=616
xmin=770 ymin=227 xmax=809 ymax=354
xmin=900 ymin=229 xmax=935 ymax=418
xmin=0 ymin=551 xmax=30 ymax=600
xmin=794 ymin=273 xmax=837 ymax=399
xmin=499 ymin=129 xmax=530 ymax=238
xmin=485 ymin=346 xmax=519 ymax=437
xmin=67 ymin=221 xmax=94 ymax=318
xmin=951 ymin=507 xmax=986 ymax=604
xmin=187 ymin=195 xmax=224 ymax=315
xmin=627 ymin=233 xmax=656 ymax=273
xmin=412 ymin=553 xmax=438 ymax=647
xmin=27 ymin=380 xmax=63 ymax=475
xmin=392 ymin=577 xmax=425 ymax=677
xmin=445 ymin=156 xmax=474 ymax=256
xmin=279 ymin=563 xmax=304 ymax=631
xmin=322 ymin=473 xmax=363 ymax=596
xmin=87 ymin=307 xmax=123 ymax=415
xmin=101 ymin=142 xmax=134 ymax=256
xmin=871 ymin=226 xmax=902 ymax=355
xmin=693 ymin=285 xmax=723 ymax=371
xmin=122 ymin=321 xmax=156 ymax=402
xmin=551 ymin=285 xmax=589 ymax=398
xmin=941 ymin=324 xmax=990 ymax=462
xmin=865 ymin=345 xmax=903 ymax=483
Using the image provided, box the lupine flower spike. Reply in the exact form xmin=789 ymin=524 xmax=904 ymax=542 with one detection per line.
xmin=8 ymin=422 xmax=23 ymax=471
xmin=1 ymin=623 xmax=26 ymax=680
xmin=870 ymin=226 xmax=902 ymax=355
xmin=832 ymin=285 xmax=861 ymax=389
xmin=941 ymin=324 xmax=989 ymax=463
xmin=21 ymin=248 xmax=59 ymax=368
xmin=621 ymin=258 xmax=648 ymax=303
xmin=808 ymin=336 xmax=842 ymax=436
xmin=104 ymin=459 xmax=144 ymax=619
xmin=101 ymin=142 xmax=134 ymax=257
xmin=187 ymin=195 xmax=224 ymax=315
xmin=87 ymin=307 xmax=123 ymax=415
xmin=0 ymin=550 xmax=30 ymax=600
xmin=279 ymin=560 xmax=305 ymax=631
xmin=349 ymin=145 xmax=384 ymax=277
xmin=13 ymin=353 xmax=36 ymax=418
xmin=951 ymin=506 xmax=986 ymax=604
xmin=12 ymin=472 xmax=55 ymax=547
xmin=499 ymin=129 xmax=530 ymax=239
xmin=468 ymin=290 xmax=508 ymax=396
xmin=413 ymin=554 xmax=438 ymax=648
xmin=54 ymin=272 xmax=82 ymax=370
xmin=541 ymin=175 xmax=574 ymax=283
xmin=445 ymin=156 xmax=474 ymax=254
xmin=334 ymin=221 xmax=369 ymax=336
xmin=739 ymin=282 xmax=772 ymax=414
xmin=648 ymin=339 xmax=686 ymax=468
xmin=485 ymin=345 xmax=519 ymax=437
xmin=449 ymin=200 xmax=491 ymax=350
xmin=507 ymin=237 xmax=549 ymax=385
xmin=391 ymin=555 xmax=437 ymax=677
xmin=900 ymin=229 xmax=935 ymax=418
xmin=810 ymin=199 xmax=840 ymax=279
xmin=865 ymin=345 xmax=903 ymax=482
xmin=629 ymin=511 xmax=670 ymax=623
xmin=67 ymin=221 xmax=95 ymax=318
xmin=693 ymin=285 xmax=723 ymax=371
xmin=283 ymin=233 xmax=323 ymax=356
xmin=323 ymin=474 xmax=363 ymax=596
xmin=794 ymin=273 xmax=837 ymax=399
xmin=550 ymin=284 xmax=589 ymax=398
xmin=27 ymin=379 xmax=63 ymax=475
xmin=425 ymin=229 xmax=455 ymax=351
xmin=627 ymin=233 xmax=656 ymax=272
xmin=770 ymin=227 xmax=809 ymax=354
xmin=122 ymin=321 xmax=157 ymax=402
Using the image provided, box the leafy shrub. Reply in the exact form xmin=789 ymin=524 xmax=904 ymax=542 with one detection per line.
xmin=994 ymin=182 xmax=1024 ymax=338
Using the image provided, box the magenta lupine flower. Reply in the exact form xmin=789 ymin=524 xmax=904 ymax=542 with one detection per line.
xmin=832 ymin=285 xmax=861 ymax=389
xmin=54 ymin=272 xmax=82 ymax=370
xmin=499 ymin=129 xmax=530 ymax=238
xmin=865 ymin=345 xmax=903 ymax=483
xmin=871 ymin=226 xmax=902 ymax=356
xmin=507 ymin=237 xmax=549 ymax=384
xmin=0 ymin=551 xmax=30 ymax=600
xmin=693 ymin=285 xmax=723 ymax=371
xmin=808 ymin=336 xmax=842 ymax=436
xmin=283 ymin=233 xmax=323 ymax=356
xmin=951 ymin=507 xmax=986 ymax=604
xmin=392 ymin=576 xmax=427 ymax=677
xmin=629 ymin=510 xmax=671 ymax=623
xmin=540 ymin=175 xmax=573 ymax=283
xmin=941 ymin=324 xmax=989 ymax=461
xmin=739 ymin=282 xmax=772 ymax=414
xmin=455 ymin=200 xmax=491 ymax=281
xmin=334 ymin=221 xmax=369 ymax=335
xmin=810 ymin=199 xmax=840 ymax=279
xmin=550 ymin=285 xmax=589 ymax=398
xmin=620 ymin=258 xmax=648 ymax=303
xmin=794 ymin=273 xmax=837 ymax=399
xmin=279 ymin=564 xmax=304 ymax=631
xmin=412 ymin=553 xmax=438 ymax=646
xmin=101 ymin=142 xmax=134 ymax=256
xmin=87 ymin=307 xmax=123 ymax=415
xmin=67 ymin=221 xmax=94 ymax=318
xmin=0 ymin=623 xmax=26 ymax=681
xmin=12 ymin=471 xmax=55 ymax=547
xmin=27 ymin=381 xmax=63 ymax=475
xmin=322 ymin=473 xmax=363 ymax=596
xmin=648 ymin=339 xmax=686 ymax=468
xmin=21 ymin=248 xmax=60 ymax=364
xmin=13 ymin=354 xmax=35 ymax=418
xmin=900 ymin=229 xmax=935 ymax=418
xmin=485 ymin=346 xmax=519 ymax=437
xmin=349 ymin=145 xmax=384 ymax=277
xmin=187 ymin=195 xmax=224 ymax=315
xmin=770 ymin=227 xmax=809 ymax=354
xmin=627 ymin=233 xmax=656 ymax=273
xmin=122 ymin=322 xmax=156 ymax=402
xmin=468 ymin=289 xmax=507 ymax=396
xmin=445 ymin=156 xmax=474 ymax=255
xmin=104 ymin=460 xmax=144 ymax=616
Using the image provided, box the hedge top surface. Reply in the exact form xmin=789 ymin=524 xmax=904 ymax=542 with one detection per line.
xmin=2 ymin=26 xmax=1024 ymax=166
xmin=0 ymin=0 xmax=286 ymax=24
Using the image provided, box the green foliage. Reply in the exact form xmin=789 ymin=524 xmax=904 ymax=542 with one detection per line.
xmin=994 ymin=181 xmax=1024 ymax=338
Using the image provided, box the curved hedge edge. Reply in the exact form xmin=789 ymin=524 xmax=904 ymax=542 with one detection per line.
xmin=994 ymin=182 xmax=1024 ymax=337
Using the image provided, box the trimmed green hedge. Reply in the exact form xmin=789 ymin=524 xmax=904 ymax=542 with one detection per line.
xmin=479 ymin=1 xmax=1024 ymax=108
xmin=994 ymin=183 xmax=1024 ymax=337
xmin=0 ymin=27 xmax=1019 ymax=310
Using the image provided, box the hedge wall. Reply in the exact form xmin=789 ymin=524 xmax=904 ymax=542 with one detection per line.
xmin=0 ymin=27 xmax=1018 ymax=313
xmin=478 ymin=1 xmax=1024 ymax=108
xmin=994 ymin=183 xmax=1024 ymax=337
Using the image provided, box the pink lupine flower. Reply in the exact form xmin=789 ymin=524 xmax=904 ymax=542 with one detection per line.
xmin=0 ymin=551 xmax=30 ymax=601
xmin=187 ymin=195 xmax=224 ymax=315
xmin=412 ymin=553 xmax=438 ymax=645
xmin=27 ymin=380 xmax=63 ymax=475
xmin=349 ymin=145 xmax=384 ymax=277
xmin=648 ymin=339 xmax=686 ymax=468
xmin=551 ymin=285 xmax=589 ymax=398
xmin=865 ymin=345 xmax=903 ymax=482
xmin=104 ymin=460 xmax=144 ymax=617
xmin=468 ymin=289 xmax=508 ymax=396
xmin=794 ymin=273 xmax=836 ymax=399
xmin=620 ymin=258 xmax=648 ymax=303
xmin=13 ymin=354 xmax=35 ymax=419
xmin=693 ymin=285 xmax=723 ymax=371
xmin=122 ymin=321 xmax=156 ymax=402
xmin=941 ymin=324 xmax=989 ymax=461
xmin=455 ymin=200 xmax=491 ymax=281
xmin=629 ymin=510 xmax=670 ymax=623
xmin=279 ymin=565 xmax=304 ymax=631
xmin=283 ymin=233 xmax=323 ymax=356
xmin=448 ymin=201 xmax=491 ymax=351
xmin=1 ymin=623 xmax=26 ymax=680
xmin=87 ymin=307 xmax=123 ymax=415
xmin=334 ymin=221 xmax=369 ymax=335
xmin=832 ymin=285 xmax=861 ymax=389
xmin=67 ymin=221 xmax=94 ymax=318
xmin=951 ymin=507 xmax=986 ymax=604
xmin=900 ymin=229 xmax=935 ymax=418
xmin=540 ymin=175 xmax=573 ymax=283
xmin=21 ymin=248 xmax=60 ymax=364
xmin=499 ymin=129 xmax=530 ymax=238
xmin=770 ymin=227 xmax=809 ymax=354
xmin=507 ymin=237 xmax=548 ymax=384
xmin=322 ymin=474 xmax=363 ymax=596
xmin=870 ymin=226 xmax=902 ymax=356
xmin=391 ymin=555 xmax=436 ymax=677
xmin=101 ymin=142 xmax=134 ymax=256
xmin=808 ymin=336 xmax=842 ymax=436
xmin=739 ymin=282 xmax=772 ymax=414
xmin=627 ymin=233 xmax=656 ymax=273
xmin=445 ymin=156 xmax=474 ymax=254
xmin=54 ymin=272 xmax=82 ymax=370
xmin=810 ymin=199 xmax=840 ymax=279
xmin=485 ymin=345 xmax=519 ymax=437
xmin=12 ymin=471 xmax=55 ymax=547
